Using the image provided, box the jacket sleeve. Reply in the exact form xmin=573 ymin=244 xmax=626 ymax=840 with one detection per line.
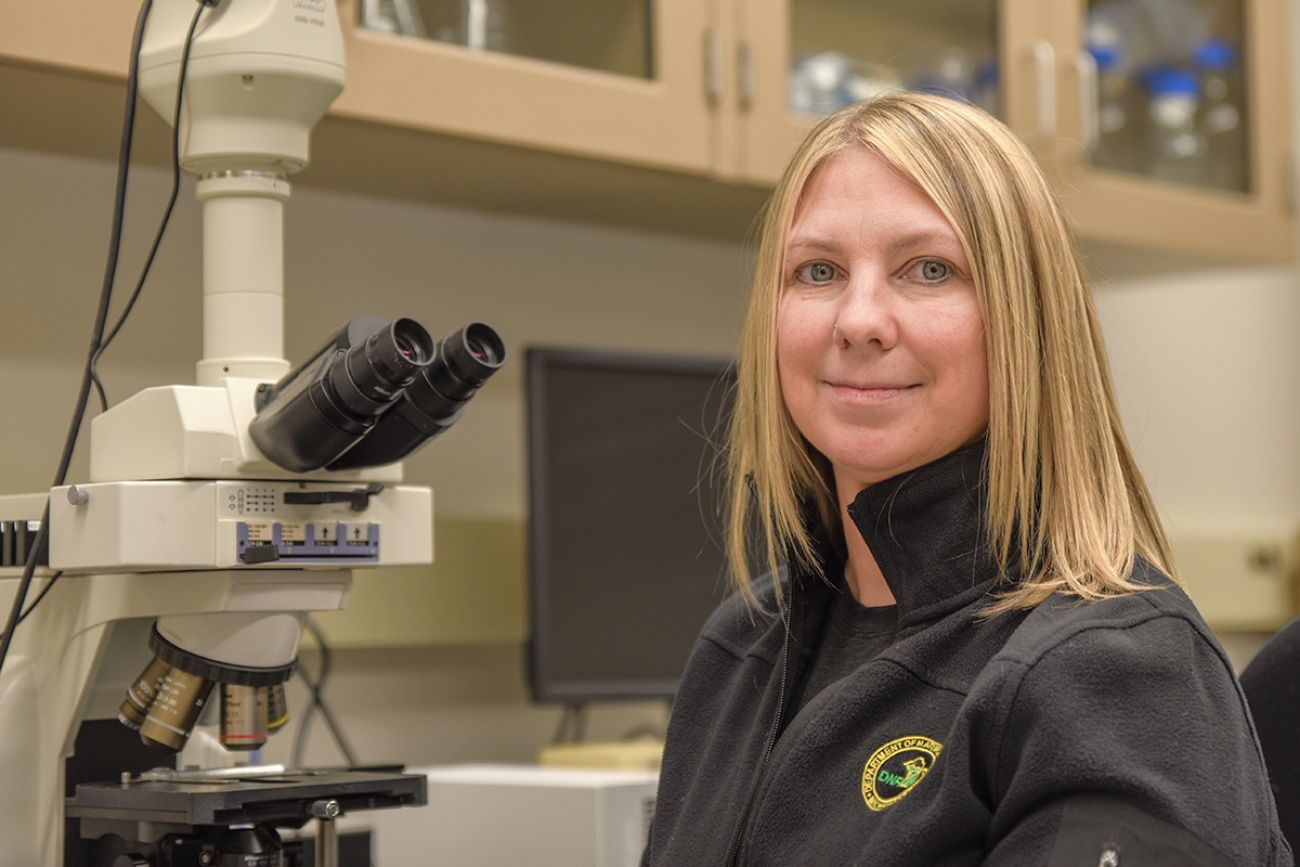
xmin=980 ymin=606 xmax=1291 ymax=867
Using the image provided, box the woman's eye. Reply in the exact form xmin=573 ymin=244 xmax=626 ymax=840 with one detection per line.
xmin=915 ymin=259 xmax=951 ymax=282
xmin=796 ymin=261 xmax=837 ymax=284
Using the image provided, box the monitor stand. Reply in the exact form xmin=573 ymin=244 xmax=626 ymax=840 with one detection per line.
xmin=537 ymin=740 xmax=664 ymax=771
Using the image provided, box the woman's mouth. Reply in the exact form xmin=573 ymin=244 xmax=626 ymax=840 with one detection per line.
xmin=827 ymin=382 xmax=921 ymax=403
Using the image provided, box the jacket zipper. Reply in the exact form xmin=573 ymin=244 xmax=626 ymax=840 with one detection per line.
xmin=723 ymin=603 xmax=794 ymax=867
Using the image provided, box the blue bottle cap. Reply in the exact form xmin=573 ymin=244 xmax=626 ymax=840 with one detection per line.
xmin=1194 ymin=38 xmax=1237 ymax=71
xmin=975 ymin=59 xmax=999 ymax=88
xmin=1141 ymin=67 xmax=1199 ymax=97
xmin=1086 ymin=43 xmax=1121 ymax=71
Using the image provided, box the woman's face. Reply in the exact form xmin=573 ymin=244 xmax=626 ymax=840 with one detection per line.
xmin=776 ymin=146 xmax=989 ymax=497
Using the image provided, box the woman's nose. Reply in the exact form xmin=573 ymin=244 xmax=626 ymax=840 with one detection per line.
xmin=833 ymin=273 xmax=898 ymax=351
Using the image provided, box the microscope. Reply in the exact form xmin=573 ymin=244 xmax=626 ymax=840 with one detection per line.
xmin=0 ymin=1 xmax=504 ymax=864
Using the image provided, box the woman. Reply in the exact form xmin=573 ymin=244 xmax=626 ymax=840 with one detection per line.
xmin=645 ymin=93 xmax=1290 ymax=866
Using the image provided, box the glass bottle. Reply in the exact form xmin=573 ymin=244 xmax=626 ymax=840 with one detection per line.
xmin=1087 ymin=42 xmax=1141 ymax=173
xmin=1143 ymin=67 xmax=1207 ymax=187
xmin=462 ymin=0 xmax=509 ymax=53
xmin=1194 ymin=38 xmax=1246 ymax=192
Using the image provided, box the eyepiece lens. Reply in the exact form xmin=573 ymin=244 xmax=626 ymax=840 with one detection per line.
xmin=463 ymin=324 xmax=505 ymax=369
xmin=326 ymin=319 xmax=506 ymax=469
xmin=392 ymin=321 xmax=431 ymax=365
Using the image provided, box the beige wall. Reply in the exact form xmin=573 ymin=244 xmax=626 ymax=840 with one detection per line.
xmin=1086 ymin=252 xmax=1300 ymax=668
xmin=1090 ymin=258 xmax=1300 ymax=538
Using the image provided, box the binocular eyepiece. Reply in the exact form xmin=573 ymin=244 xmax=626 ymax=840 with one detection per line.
xmin=250 ymin=315 xmax=505 ymax=472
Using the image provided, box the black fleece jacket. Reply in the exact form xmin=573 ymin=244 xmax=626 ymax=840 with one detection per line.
xmin=645 ymin=442 xmax=1291 ymax=866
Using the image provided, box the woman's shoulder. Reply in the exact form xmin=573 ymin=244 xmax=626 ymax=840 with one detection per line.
xmin=997 ymin=558 xmax=1226 ymax=677
xmin=977 ymin=561 xmax=1282 ymax=867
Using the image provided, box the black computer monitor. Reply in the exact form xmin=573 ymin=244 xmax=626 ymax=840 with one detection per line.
xmin=525 ymin=347 xmax=735 ymax=703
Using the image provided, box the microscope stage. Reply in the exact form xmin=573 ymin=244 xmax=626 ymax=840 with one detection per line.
xmin=66 ymin=769 xmax=426 ymax=829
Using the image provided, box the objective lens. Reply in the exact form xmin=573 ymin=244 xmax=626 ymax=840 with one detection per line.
xmin=118 ymin=657 xmax=172 ymax=731
xmin=220 ymin=684 xmax=269 ymax=751
xmin=266 ymin=683 xmax=289 ymax=734
xmin=140 ymin=668 xmax=215 ymax=752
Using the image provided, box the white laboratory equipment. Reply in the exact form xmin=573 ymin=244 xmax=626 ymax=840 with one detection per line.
xmin=367 ymin=765 xmax=660 ymax=867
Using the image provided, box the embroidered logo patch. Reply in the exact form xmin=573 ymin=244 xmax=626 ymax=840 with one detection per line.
xmin=860 ymin=735 xmax=943 ymax=811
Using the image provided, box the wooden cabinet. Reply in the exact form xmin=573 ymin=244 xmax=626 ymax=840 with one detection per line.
xmin=335 ymin=0 xmax=1293 ymax=259
xmin=729 ymin=0 xmax=1293 ymax=260
xmin=333 ymin=0 xmax=715 ymax=174
xmin=1044 ymin=0 xmax=1294 ymax=260
xmin=0 ymin=0 xmax=1292 ymax=255
xmin=731 ymin=0 xmax=1049 ymax=182
xmin=0 ymin=0 xmax=715 ymax=174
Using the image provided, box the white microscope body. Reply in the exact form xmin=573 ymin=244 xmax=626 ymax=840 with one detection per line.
xmin=0 ymin=3 xmax=494 ymax=864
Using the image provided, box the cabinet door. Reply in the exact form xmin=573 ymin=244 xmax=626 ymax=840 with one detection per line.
xmin=735 ymin=0 xmax=1050 ymax=184
xmin=1047 ymin=0 xmax=1294 ymax=260
xmin=1 ymin=1 xmax=139 ymax=76
xmin=333 ymin=0 xmax=715 ymax=174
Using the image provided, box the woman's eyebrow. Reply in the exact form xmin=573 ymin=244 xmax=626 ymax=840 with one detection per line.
xmin=784 ymin=237 xmax=840 ymax=254
xmin=887 ymin=228 xmax=960 ymax=254
xmin=787 ymin=229 xmax=960 ymax=255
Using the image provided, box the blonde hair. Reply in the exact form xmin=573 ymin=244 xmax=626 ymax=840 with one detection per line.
xmin=725 ymin=92 xmax=1175 ymax=615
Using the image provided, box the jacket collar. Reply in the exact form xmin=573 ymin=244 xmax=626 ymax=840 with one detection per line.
xmin=844 ymin=438 xmax=1016 ymax=627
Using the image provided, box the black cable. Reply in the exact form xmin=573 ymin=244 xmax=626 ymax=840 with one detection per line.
xmin=550 ymin=704 xmax=575 ymax=746
xmin=290 ymin=663 xmax=316 ymax=769
xmin=91 ymin=0 xmax=210 ymax=407
xmin=0 ymin=0 xmax=158 ymax=680
xmin=0 ymin=570 xmax=67 ymax=644
xmin=0 ymin=0 xmax=212 ymax=669
xmin=16 ymin=572 xmax=63 ymax=627
xmin=293 ymin=616 xmax=356 ymax=764
xmin=291 ymin=617 xmax=360 ymax=769
xmin=290 ymin=650 xmax=326 ymax=767
xmin=574 ymin=702 xmax=588 ymax=742
xmin=91 ymin=374 xmax=110 ymax=415
xmin=550 ymin=702 xmax=590 ymax=745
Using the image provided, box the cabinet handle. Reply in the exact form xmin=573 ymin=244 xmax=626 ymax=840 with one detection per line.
xmin=1075 ymin=51 xmax=1100 ymax=153
xmin=1284 ymin=155 xmax=1296 ymax=215
xmin=738 ymin=41 xmax=754 ymax=112
xmin=1029 ymin=39 xmax=1057 ymax=144
xmin=704 ymin=28 xmax=723 ymax=108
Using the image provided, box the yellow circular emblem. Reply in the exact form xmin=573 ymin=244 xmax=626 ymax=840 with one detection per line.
xmin=860 ymin=735 xmax=943 ymax=811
